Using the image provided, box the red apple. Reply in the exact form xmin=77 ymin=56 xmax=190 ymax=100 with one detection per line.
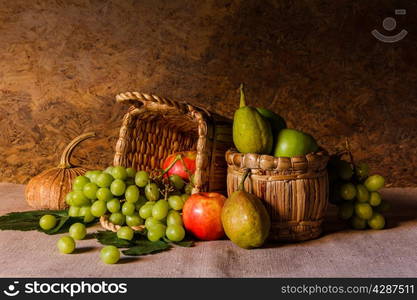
xmin=162 ymin=151 xmax=196 ymax=180
xmin=182 ymin=192 xmax=226 ymax=241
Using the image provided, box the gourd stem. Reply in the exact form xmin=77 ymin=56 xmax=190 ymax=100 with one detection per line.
xmin=238 ymin=169 xmax=251 ymax=191
xmin=239 ymin=83 xmax=246 ymax=108
xmin=58 ymin=132 xmax=96 ymax=168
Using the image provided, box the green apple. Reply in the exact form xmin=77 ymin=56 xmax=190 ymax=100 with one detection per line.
xmin=273 ymin=129 xmax=318 ymax=157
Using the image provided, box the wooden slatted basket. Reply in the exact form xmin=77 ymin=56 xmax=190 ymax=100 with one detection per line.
xmin=225 ymin=149 xmax=329 ymax=242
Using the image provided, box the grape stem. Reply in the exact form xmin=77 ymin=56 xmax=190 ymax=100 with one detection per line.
xmin=158 ymin=154 xmax=183 ymax=178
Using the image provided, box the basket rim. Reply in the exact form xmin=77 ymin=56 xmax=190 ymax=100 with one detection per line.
xmin=225 ymin=148 xmax=329 ymax=172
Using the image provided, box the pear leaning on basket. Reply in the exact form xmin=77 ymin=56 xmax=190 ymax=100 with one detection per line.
xmin=25 ymin=132 xmax=95 ymax=210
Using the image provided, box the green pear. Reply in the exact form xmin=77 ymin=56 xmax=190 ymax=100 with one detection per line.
xmin=221 ymin=171 xmax=271 ymax=249
xmin=233 ymin=85 xmax=273 ymax=154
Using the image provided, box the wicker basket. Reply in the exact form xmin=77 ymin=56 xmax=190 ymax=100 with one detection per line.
xmin=101 ymin=91 xmax=233 ymax=232
xmin=225 ymin=149 xmax=329 ymax=242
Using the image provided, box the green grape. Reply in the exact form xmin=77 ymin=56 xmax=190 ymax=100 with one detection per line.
xmin=126 ymin=215 xmax=144 ymax=227
xmin=339 ymin=183 xmax=356 ymax=201
xmin=117 ymin=226 xmax=134 ymax=240
xmin=68 ymin=206 xmax=80 ymax=217
xmin=338 ymin=202 xmax=354 ymax=220
xmin=69 ymin=223 xmax=86 ymax=240
xmin=375 ymin=200 xmax=391 ymax=213
xmin=139 ymin=202 xmax=154 ymax=219
xmin=112 ymin=166 xmax=128 ymax=180
xmin=125 ymin=185 xmax=140 ymax=203
xmin=167 ymin=210 xmax=183 ymax=226
xmin=145 ymin=217 xmax=161 ymax=229
xmin=96 ymin=173 xmax=114 ymax=188
xmin=57 ymin=236 xmax=75 ymax=254
xmin=91 ymin=200 xmax=107 ymax=217
xmin=147 ymin=224 xmax=166 ymax=242
xmin=166 ymin=225 xmax=185 ymax=242
xmin=351 ymin=216 xmax=367 ymax=230
xmin=96 ymin=187 xmax=113 ymax=202
xmin=72 ymin=191 xmax=90 ymax=206
xmin=39 ymin=214 xmax=57 ymax=230
xmin=65 ymin=192 xmax=75 ymax=206
xmin=126 ymin=167 xmax=136 ymax=178
xmin=369 ymin=191 xmax=382 ymax=207
xmin=79 ymin=206 xmax=91 ymax=216
xmin=367 ymin=212 xmax=385 ymax=230
xmin=100 ymin=245 xmax=120 ymax=264
xmin=122 ymin=202 xmax=135 ymax=216
xmin=336 ymin=160 xmax=353 ymax=180
xmin=83 ymin=210 xmax=95 ymax=223
xmin=103 ymin=166 xmax=114 ymax=175
xmin=109 ymin=212 xmax=125 ymax=225
xmin=355 ymin=162 xmax=369 ymax=181
xmin=356 ymin=184 xmax=369 ymax=203
xmin=87 ymin=170 xmax=102 ymax=183
xmin=184 ymin=183 xmax=193 ymax=195
xmin=135 ymin=171 xmax=149 ymax=188
xmin=152 ymin=200 xmax=169 ymax=220
xmin=145 ymin=183 xmax=160 ymax=201
xmin=169 ymin=175 xmax=185 ymax=190
xmin=83 ymin=182 xmax=99 ymax=200
xmin=168 ymin=195 xmax=184 ymax=210
xmin=135 ymin=195 xmax=147 ymax=211
xmin=181 ymin=194 xmax=189 ymax=203
xmin=73 ymin=175 xmax=90 ymax=191
xmin=364 ymin=174 xmax=385 ymax=192
xmin=110 ymin=179 xmax=126 ymax=196
xmin=107 ymin=198 xmax=121 ymax=213
xmin=354 ymin=203 xmax=373 ymax=220
xmin=84 ymin=170 xmax=95 ymax=179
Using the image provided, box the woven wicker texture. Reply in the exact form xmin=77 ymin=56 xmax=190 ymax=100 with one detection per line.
xmin=226 ymin=149 xmax=329 ymax=242
xmin=114 ymin=91 xmax=233 ymax=193
xmin=100 ymin=91 xmax=233 ymax=231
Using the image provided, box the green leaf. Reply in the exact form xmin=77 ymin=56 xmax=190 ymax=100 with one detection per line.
xmin=94 ymin=230 xmax=135 ymax=248
xmin=162 ymin=236 xmax=194 ymax=247
xmin=95 ymin=230 xmax=172 ymax=256
xmin=0 ymin=210 xmax=97 ymax=234
xmin=122 ymin=240 xmax=170 ymax=256
xmin=173 ymin=240 xmax=194 ymax=247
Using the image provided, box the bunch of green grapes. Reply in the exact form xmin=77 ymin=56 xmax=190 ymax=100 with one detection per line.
xmin=328 ymin=156 xmax=389 ymax=230
xmin=65 ymin=166 xmax=191 ymax=243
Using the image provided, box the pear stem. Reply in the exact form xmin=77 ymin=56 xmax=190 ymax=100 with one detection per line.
xmin=239 ymin=83 xmax=246 ymax=108
xmin=238 ymin=168 xmax=251 ymax=191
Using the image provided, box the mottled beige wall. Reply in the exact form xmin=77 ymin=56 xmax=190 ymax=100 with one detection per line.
xmin=0 ymin=0 xmax=416 ymax=186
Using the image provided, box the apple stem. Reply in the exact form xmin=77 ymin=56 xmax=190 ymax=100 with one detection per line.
xmin=239 ymin=83 xmax=246 ymax=108
xmin=238 ymin=169 xmax=251 ymax=191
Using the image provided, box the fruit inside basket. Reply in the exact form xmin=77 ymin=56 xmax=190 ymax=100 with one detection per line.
xmin=113 ymin=92 xmax=233 ymax=194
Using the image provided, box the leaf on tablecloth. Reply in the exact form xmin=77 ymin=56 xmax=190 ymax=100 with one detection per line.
xmin=162 ymin=236 xmax=194 ymax=247
xmin=94 ymin=230 xmax=135 ymax=248
xmin=122 ymin=240 xmax=170 ymax=256
xmin=95 ymin=230 xmax=173 ymax=256
xmin=0 ymin=210 xmax=97 ymax=234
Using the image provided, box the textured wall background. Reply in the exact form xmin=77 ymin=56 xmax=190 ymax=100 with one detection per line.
xmin=0 ymin=0 xmax=416 ymax=186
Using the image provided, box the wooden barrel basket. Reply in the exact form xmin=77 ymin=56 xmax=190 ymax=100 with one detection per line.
xmin=225 ymin=149 xmax=329 ymax=242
